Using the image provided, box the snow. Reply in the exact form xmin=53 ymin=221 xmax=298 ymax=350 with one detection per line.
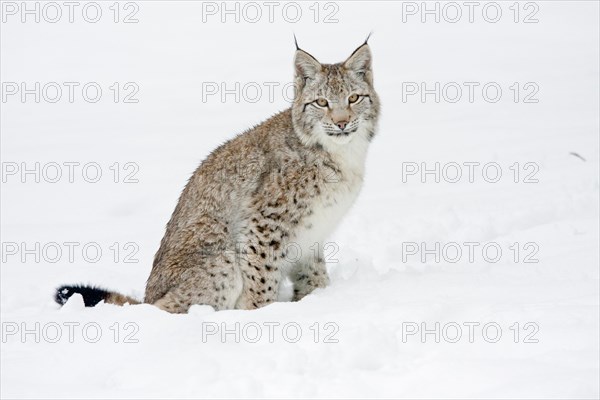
xmin=1 ymin=1 xmax=598 ymax=398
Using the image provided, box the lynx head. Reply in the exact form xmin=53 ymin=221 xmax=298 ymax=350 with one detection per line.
xmin=291 ymin=40 xmax=380 ymax=148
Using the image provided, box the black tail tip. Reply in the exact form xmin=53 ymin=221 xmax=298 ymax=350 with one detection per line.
xmin=55 ymin=285 xmax=110 ymax=307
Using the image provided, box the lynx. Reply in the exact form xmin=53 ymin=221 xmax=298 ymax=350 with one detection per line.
xmin=56 ymin=40 xmax=380 ymax=313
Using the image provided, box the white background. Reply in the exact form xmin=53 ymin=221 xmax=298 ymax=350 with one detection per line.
xmin=1 ymin=1 xmax=599 ymax=398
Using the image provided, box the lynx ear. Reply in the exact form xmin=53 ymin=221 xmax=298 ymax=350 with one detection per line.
xmin=344 ymin=44 xmax=372 ymax=82
xmin=294 ymin=49 xmax=322 ymax=82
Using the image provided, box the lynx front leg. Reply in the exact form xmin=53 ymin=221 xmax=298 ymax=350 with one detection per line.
xmin=235 ymin=242 xmax=284 ymax=310
xmin=291 ymin=257 xmax=330 ymax=302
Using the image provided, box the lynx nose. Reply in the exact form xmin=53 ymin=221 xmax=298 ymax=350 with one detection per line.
xmin=332 ymin=109 xmax=351 ymax=131
xmin=335 ymin=121 xmax=348 ymax=131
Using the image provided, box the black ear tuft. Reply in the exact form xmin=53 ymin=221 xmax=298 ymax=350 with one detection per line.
xmin=55 ymin=284 xmax=110 ymax=307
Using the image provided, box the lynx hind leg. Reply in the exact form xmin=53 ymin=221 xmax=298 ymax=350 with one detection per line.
xmin=153 ymin=291 xmax=192 ymax=314
xmin=153 ymin=281 xmax=241 ymax=313
xmin=153 ymin=262 xmax=243 ymax=313
xmin=291 ymin=257 xmax=330 ymax=302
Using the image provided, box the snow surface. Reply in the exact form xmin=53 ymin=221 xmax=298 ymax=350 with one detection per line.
xmin=1 ymin=1 xmax=599 ymax=398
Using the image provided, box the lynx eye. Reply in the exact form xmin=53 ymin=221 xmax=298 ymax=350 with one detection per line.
xmin=348 ymin=93 xmax=360 ymax=104
xmin=315 ymin=98 xmax=328 ymax=108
